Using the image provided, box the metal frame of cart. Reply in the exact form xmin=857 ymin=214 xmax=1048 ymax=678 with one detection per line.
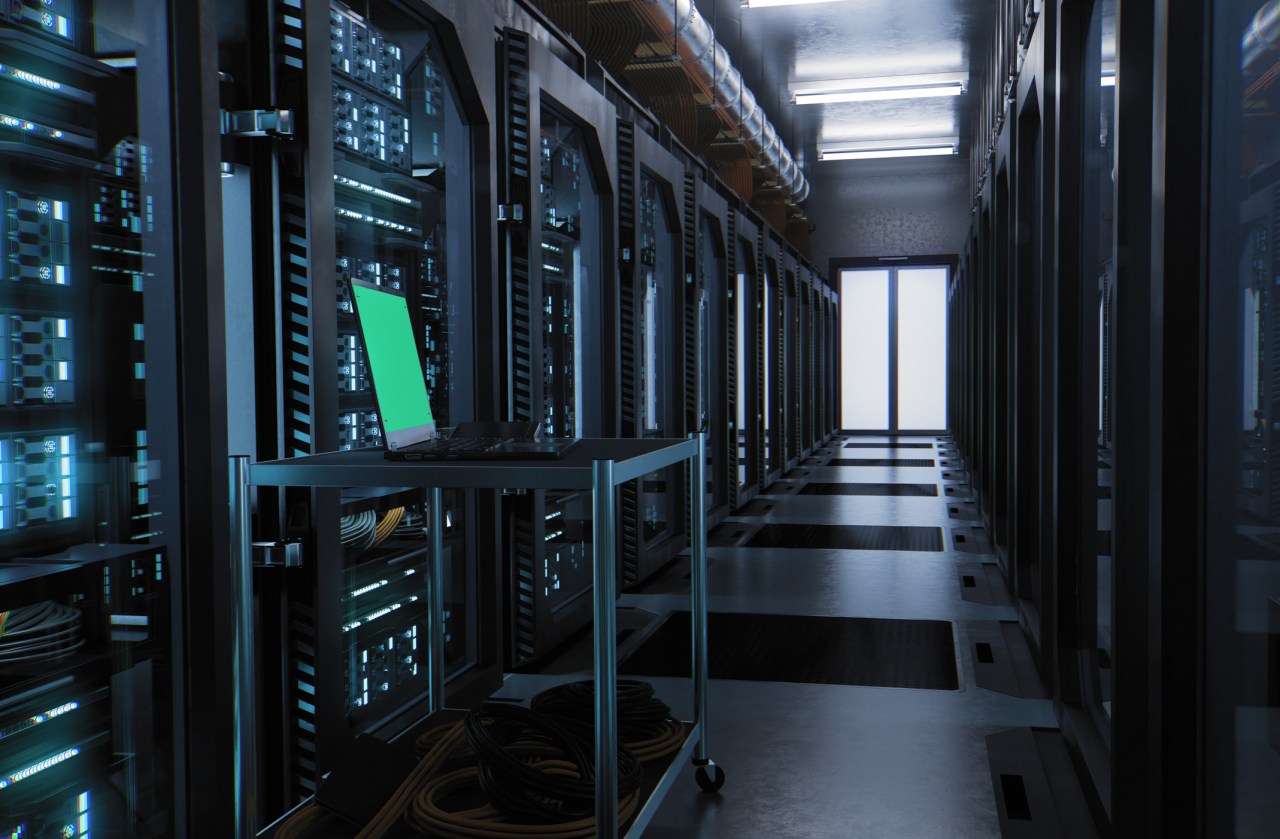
xmin=229 ymin=435 xmax=721 ymax=839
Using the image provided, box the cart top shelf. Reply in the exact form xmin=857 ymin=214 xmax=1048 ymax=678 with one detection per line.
xmin=246 ymin=437 xmax=698 ymax=490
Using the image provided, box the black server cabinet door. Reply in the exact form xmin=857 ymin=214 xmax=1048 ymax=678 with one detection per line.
xmin=616 ymin=125 xmax=687 ymax=589
xmin=253 ymin=1 xmax=493 ymax=818
xmin=499 ymin=27 xmax=616 ymax=666
xmin=0 ymin=4 xmax=185 ymax=837
xmin=693 ymin=200 xmax=729 ymax=519
xmin=734 ymin=214 xmax=763 ymax=499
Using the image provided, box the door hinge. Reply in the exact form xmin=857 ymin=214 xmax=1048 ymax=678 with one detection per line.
xmin=222 ymin=109 xmax=294 ymax=138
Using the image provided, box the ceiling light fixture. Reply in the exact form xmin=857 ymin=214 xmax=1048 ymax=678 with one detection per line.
xmin=791 ymin=72 xmax=968 ymax=105
xmin=742 ymin=0 xmax=848 ymax=7
xmin=817 ymin=138 xmax=959 ymax=161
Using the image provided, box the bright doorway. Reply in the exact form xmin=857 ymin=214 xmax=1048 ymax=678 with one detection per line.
xmin=839 ymin=263 xmax=949 ymax=432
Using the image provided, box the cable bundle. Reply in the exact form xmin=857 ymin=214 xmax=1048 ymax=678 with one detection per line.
xmin=463 ymin=703 xmax=643 ymax=823
xmin=393 ymin=506 xmax=427 ymax=538
xmin=530 ymin=680 xmax=685 ymax=762
xmin=0 ymin=601 xmax=84 ymax=664
xmin=373 ymin=506 xmax=405 ymax=545
xmin=281 ymin=683 xmax=678 ymax=838
xmin=340 ymin=509 xmax=378 ymax=550
xmin=403 ymin=704 xmax=642 ymax=838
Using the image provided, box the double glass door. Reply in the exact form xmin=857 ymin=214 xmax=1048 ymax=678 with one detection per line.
xmin=840 ymin=265 xmax=948 ymax=432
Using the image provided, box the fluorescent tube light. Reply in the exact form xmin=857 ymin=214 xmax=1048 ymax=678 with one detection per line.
xmin=792 ymin=73 xmax=968 ymax=105
xmin=796 ymin=86 xmax=964 ymax=104
xmin=817 ymin=138 xmax=958 ymax=161
xmin=822 ymin=147 xmax=956 ymax=161
xmin=743 ymin=0 xmax=848 ymax=6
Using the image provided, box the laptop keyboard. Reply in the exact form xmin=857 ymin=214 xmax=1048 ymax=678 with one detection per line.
xmin=402 ymin=436 xmax=510 ymax=454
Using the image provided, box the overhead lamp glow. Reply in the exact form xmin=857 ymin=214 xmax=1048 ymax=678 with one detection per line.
xmin=818 ymin=138 xmax=958 ymax=161
xmin=742 ymin=0 xmax=848 ymax=6
xmin=791 ymin=72 xmax=968 ymax=105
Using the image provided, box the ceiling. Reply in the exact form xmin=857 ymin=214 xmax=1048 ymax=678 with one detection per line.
xmin=697 ymin=0 xmax=998 ymax=178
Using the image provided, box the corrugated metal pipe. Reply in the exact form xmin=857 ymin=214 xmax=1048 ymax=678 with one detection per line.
xmin=1244 ymin=0 xmax=1280 ymax=75
xmin=648 ymin=0 xmax=809 ymax=205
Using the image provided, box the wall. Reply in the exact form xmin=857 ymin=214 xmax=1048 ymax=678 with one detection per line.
xmin=806 ymin=155 xmax=971 ymax=271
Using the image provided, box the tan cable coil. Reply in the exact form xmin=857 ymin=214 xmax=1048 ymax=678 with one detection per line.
xmin=355 ymin=720 xmax=468 ymax=839
xmin=373 ymin=506 xmax=406 ymax=545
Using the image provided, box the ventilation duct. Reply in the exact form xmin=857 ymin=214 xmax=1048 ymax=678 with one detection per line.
xmin=640 ymin=0 xmax=809 ymax=204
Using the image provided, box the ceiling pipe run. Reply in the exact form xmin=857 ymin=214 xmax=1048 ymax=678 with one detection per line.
xmin=648 ymin=0 xmax=810 ymax=204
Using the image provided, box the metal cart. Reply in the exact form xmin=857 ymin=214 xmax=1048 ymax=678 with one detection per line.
xmin=230 ymin=435 xmax=722 ymax=839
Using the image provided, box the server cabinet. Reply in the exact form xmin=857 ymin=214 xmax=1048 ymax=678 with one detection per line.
xmin=498 ymin=27 xmax=617 ymax=667
xmin=821 ymin=281 xmax=837 ymax=441
xmin=762 ymin=230 xmax=784 ymax=483
xmin=799 ymin=264 xmax=813 ymax=456
xmin=692 ymin=177 xmax=731 ymax=524
xmin=733 ymin=209 xmax=763 ymax=506
xmin=812 ymin=276 xmax=826 ymax=445
xmin=615 ymin=117 xmax=686 ymax=590
xmin=830 ymin=282 xmax=840 ymax=438
xmin=782 ymin=248 xmax=800 ymax=471
xmin=0 ymin=3 xmax=184 ymax=835
xmin=244 ymin=0 xmax=499 ymax=816
xmin=828 ymin=285 xmax=840 ymax=438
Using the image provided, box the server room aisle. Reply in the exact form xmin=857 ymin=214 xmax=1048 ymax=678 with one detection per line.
xmin=499 ymin=435 xmax=1059 ymax=839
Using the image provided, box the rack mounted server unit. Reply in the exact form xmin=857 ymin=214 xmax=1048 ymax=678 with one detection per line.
xmin=690 ymin=173 xmax=732 ymax=525
xmin=498 ymin=27 xmax=618 ymax=667
xmin=732 ymin=207 xmax=765 ymax=505
xmin=249 ymin=1 xmax=499 ymax=816
xmin=616 ymin=116 xmax=688 ymax=591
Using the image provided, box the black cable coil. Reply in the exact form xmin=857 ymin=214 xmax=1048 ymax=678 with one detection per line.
xmin=530 ymin=680 xmax=685 ymax=763
xmin=463 ymin=703 xmax=644 ymax=824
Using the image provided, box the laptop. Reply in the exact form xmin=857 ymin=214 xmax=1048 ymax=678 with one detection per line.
xmin=348 ymin=277 xmax=580 ymax=461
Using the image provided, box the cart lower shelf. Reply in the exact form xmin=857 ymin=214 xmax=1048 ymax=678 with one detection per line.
xmin=261 ymin=708 xmax=712 ymax=839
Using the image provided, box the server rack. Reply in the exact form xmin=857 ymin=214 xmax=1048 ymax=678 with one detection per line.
xmin=811 ymin=273 xmax=825 ymax=446
xmin=692 ymin=175 xmax=731 ymax=524
xmin=498 ymin=26 xmax=617 ymax=667
xmin=826 ymin=276 xmax=838 ymax=440
xmin=0 ymin=3 xmax=181 ymax=835
xmin=762 ymin=230 xmax=784 ymax=484
xmin=733 ymin=208 xmax=763 ymax=506
xmin=245 ymin=0 xmax=500 ymax=816
xmin=799 ymin=263 xmax=814 ymax=457
xmin=824 ymin=281 xmax=834 ymax=440
xmin=615 ymin=114 xmax=686 ymax=591
xmin=782 ymin=248 xmax=800 ymax=471
xmin=1239 ymin=188 xmax=1275 ymax=520
xmin=829 ymin=280 xmax=840 ymax=439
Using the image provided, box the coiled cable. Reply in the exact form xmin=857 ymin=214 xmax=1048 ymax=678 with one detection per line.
xmin=0 ymin=601 xmax=83 ymax=664
xmin=529 ymin=680 xmax=685 ymax=763
xmin=461 ymin=703 xmax=644 ymax=824
xmin=354 ymin=720 xmax=468 ymax=839
xmin=373 ymin=506 xmax=405 ymax=545
xmin=352 ymin=700 xmax=651 ymax=839
xmin=406 ymin=764 xmax=639 ymax=838
xmin=340 ymin=509 xmax=378 ymax=550
xmin=393 ymin=507 xmax=427 ymax=538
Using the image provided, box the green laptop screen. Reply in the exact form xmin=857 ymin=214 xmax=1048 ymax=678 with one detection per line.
xmin=350 ymin=282 xmax=434 ymax=434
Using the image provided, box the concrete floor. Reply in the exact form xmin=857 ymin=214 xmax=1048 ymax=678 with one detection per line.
xmin=500 ymin=435 xmax=1056 ymax=838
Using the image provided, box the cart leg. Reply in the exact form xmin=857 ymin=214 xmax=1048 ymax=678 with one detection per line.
xmin=228 ymin=456 xmax=258 ymax=837
xmin=689 ymin=434 xmax=725 ymax=793
xmin=690 ymin=433 xmax=709 ymax=763
xmin=593 ymin=459 xmax=618 ymax=838
xmin=428 ymin=486 xmax=445 ymax=714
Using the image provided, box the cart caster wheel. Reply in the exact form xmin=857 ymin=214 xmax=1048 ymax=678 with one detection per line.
xmin=695 ymin=762 xmax=725 ymax=793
